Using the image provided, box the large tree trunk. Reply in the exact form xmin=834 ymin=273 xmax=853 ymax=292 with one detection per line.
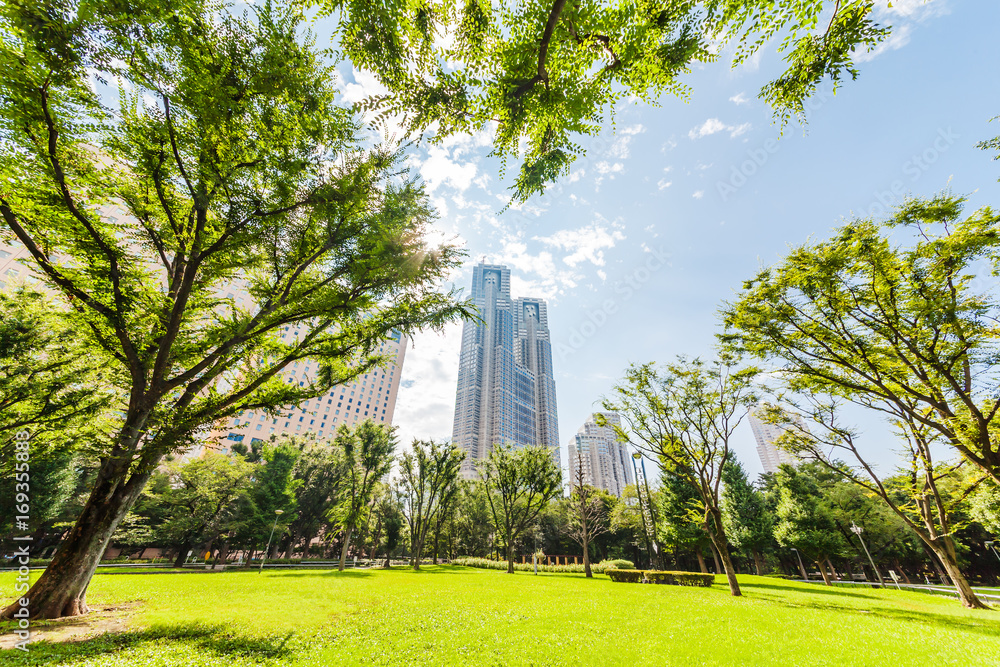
xmin=1 ymin=466 xmax=150 ymax=619
xmin=752 ymin=549 xmax=765 ymax=576
xmin=930 ymin=536 xmax=988 ymax=609
xmin=816 ymin=558 xmax=833 ymax=586
xmin=506 ymin=543 xmax=515 ymax=574
xmin=709 ymin=542 xmax=722 ymax=574
xmin=708 ymin=510 xmax=741 ymax=596
xmin=338 ymin=524 xmax=354 ymax=572
xmin=173 ymin=540 xmax=192 ymax=568
xmin=892 ymin=558 xmax=911 ymax=584
xmin=583 ymin=536 xmax=593 ymax=578
xmin=695 ymin=549 xmax=708 ymax=574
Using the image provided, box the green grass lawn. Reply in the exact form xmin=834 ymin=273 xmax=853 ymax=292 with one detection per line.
xmin=1 ymin=566 xmax=998 ymax=666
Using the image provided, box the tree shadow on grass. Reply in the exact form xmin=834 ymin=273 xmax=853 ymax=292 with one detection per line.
xmin=739 ymin=582 xmax=1000 ymax=639
xmin=739 ymin=580 xmax=887 ymax=602
xmin=14 ymin=622 xmax=297 ymax=665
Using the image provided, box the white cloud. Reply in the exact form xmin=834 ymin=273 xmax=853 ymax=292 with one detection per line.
xmin=339 ymin=67 xmax=388 ymax=105
xmin=689 ymin=118 xmax=752 ymax=140
xmin=689 ymin=118 xmax=726 ymax=139
xmin=534 ymin=220 xmax=626 ymax=268
xmin=729 ymin=92 xmax=750 ymax=105
xmin=393 ymin=324 xmax=463 ymax=447
xmin=692 ymin=190 xmax=705 ymax=199
xmin=595 ymin=161 xmax=624 ymax=175
xmin=877 ymin=0 xmax=949 ymax=20
xmin=657 ymin=178 xmax=672 ymax=191
xmin=854 ymin=24 xmax=912 ymax=62
xmin=419 ymin=145 xmax=478 ymax=193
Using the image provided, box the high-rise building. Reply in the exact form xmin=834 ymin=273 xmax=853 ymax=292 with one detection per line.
xmin=0 ymin=235 xmax=409 ymax=455
xmin=452 ymin=263 xmax=559 ymax=477
xmin=206 ymin=330 xmax=407 ymax=455
xmin=748 ymin=409 xmax=801 ymax=474
xmin=567 ymin=412 xmax=634 ymax=497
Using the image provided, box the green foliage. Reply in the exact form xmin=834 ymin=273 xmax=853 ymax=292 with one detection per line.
xmin=721 ymin=456 xmax=774 ymax=568
xmin=451 ymin=556 xmax=623 ymax=574
xmin=327 ymin=420 xmax=397 ymax=566
xmin=722 ymin=194 xmax=1000 ymax=486
xmin=605 ymin=568 xmax=645 ymax=583
xmin=643 ymin=570 xmax=714 ymax=587
xmin=0 ymin=0 xmax=470 ymax=614
xmin=478 ymin=443 xmax=562 ymax=571
xmin=324 ymin=0 xmax=890 ymax=203
xmin=970 ymin=481 xmax=1000 ymax=535
xmin=598 ymin=558 xmax=634 ymax=570
xmin=398 ymin=438 xmax=465 ymax=566
xmin=772 ymin=464 xmax=842 ymax=564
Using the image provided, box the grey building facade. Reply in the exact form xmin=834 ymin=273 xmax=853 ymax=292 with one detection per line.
xmin=567 ymin=412 xmax=634 ymax=497
xmin=452 ymin=263 xmax=559 ymax=477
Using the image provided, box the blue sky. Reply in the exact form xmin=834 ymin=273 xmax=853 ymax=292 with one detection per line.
xmin=330 ymin=0 xmax=1000 ymax=480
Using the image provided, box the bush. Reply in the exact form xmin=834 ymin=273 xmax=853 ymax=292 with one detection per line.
xmin=644 ymin=571 xmax=714 ymax=587
xmin=598 ymin=559 xmax=634 ymax=571
xmin=606 ymin=569 xmax=645 ymax=583
xmin=451 ymin=557 xmax=624 ymax=574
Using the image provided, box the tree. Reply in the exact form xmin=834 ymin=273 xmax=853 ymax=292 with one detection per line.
xmin=601 ymin=356 xmax=757 ymax=596
xmin=970 ymin=482 xmax=1000 ymax=536
xmin=154 ymin=453 xmax=255 ymax=567
xmin=328 ymin=421 xmax=396 ymax=571
xmin=452 ymin=481 xmax=494 ymax=559
xmin=398 ymin=439 xmax=464 ymax=569
xmin=565 ymin=447 xmax=610 ymax=577
xmin=722 ymin=194 xmax=1000 ymax=488
xmin=0 ymin=0 xmax=468 ymax=619
xmin=285 ymin=439 xmax=347 ymax=558
xmin=479 ymin=444 xmax=562 ymax=573
xmin=0 ymin=288 xmax=115 ymax=552
xmin=322 ymin=0 xmax=890 ymax=203
xmin=772 ymin=463 xmax=843 ymax=585
xmin=721 ymin=457 xmax=774 ymax=576
xmin=765 ymin=398 xmax=990 ymax=608
xmin=654 ymin=468 xmax=720 ymax=573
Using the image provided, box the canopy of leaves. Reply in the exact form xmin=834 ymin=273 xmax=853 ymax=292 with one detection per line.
xmin=324 ymin=0 xmax=888 ymax=203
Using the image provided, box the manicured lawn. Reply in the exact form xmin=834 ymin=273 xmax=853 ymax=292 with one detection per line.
xmin=1 ymin=566 xmax=998 ymax=666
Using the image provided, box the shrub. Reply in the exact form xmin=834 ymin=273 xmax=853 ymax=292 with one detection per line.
xmin=644 ymin=571 xmax=714 ymax=587
xmin=451 ymin=557 xmax=625 ymax=574
xmin=598 ymin=559 xmax=634 ymax=571
xmin=606 ymin=569 xmax=645 ymax=583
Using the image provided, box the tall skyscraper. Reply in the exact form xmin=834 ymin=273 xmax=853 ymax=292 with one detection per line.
xmin=567 ymin=412 xmax=634 ymax=497
xmin=452 ymin=263 xmax=559 ymax=477
xmin=748 ymin=409 xmax=801 ymax=474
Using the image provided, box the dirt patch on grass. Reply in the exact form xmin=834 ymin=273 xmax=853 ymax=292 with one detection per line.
xmin=0 ymin=601 xmax=142 ymax=649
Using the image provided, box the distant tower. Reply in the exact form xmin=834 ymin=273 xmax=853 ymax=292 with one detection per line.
xmin=567 ymin=412 xmax=634 ymax=497
xmin=748 ymin=409 xmax=800 ymax=474
xmin=452 ymin=264 xmax=560 ymax=478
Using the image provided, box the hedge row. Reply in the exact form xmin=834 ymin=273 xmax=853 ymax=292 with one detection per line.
xmin=452 ymin=557 xmax=633 ymax=574
xmin=606 ymin=569 xmax=714 ymax=587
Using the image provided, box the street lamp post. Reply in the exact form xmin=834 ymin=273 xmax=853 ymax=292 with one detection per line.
xmin=850 ymin=522 xmax=884 ymax=587
xmin=631 ymin=452 xmax=655 ymax=569
xmin=790 ymin=548 xmax=808 ymax=580
xmin=259 ymin=509 xmax=285 ymax=574
xmin=986 ymin=541 xmax=1000 ymax=566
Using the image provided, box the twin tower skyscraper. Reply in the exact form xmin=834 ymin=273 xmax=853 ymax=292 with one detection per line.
xmin=452 ymin=264 xmax=560 ymax=478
